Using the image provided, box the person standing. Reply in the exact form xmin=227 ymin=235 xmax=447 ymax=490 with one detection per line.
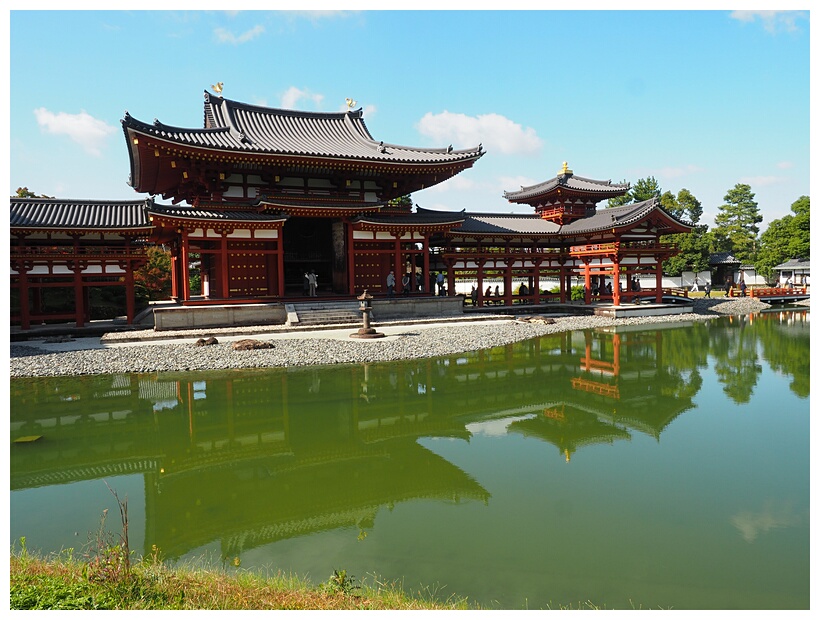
xmin=436 ymin=271 xmax=445 ymax=296
xmin=386 ymin=270 xmax=395 ymax=297
xmin=401 ymin=272 xmax=411 ymax=296
xmin=308 ymin=270 xmax=317 ymax=297
xmin=303 ymin=272 xmax=310 ymax=296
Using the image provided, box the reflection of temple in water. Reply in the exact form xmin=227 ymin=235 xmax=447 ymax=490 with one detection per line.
xmin=508 ymin=326 xmax=696 ymax=461
xmin=11 ymin=325 xmax=700 ymax=560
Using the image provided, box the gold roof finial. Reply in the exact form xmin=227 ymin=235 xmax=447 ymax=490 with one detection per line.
xmin=211 ymin=82 xmax=224 ymax=95
xmin=345 ymin=97 xmax=357 ymax=110
xmin=558 ymin=161 xmax=573 ymax=176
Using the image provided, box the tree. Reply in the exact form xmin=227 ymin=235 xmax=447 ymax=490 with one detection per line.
xmin=134 ymin=246 xmax=172 ymax=301
xmin=660 ymin=189 xmax=709 ymax=275
xmin=606 ymin=180 xmax=632 ymax=208
xmin=754 ymin=196 xmax=810 ymax=281
xmin=606 ymin=177 xmax=661 ymax=207
xmin=631 ymin=176 xmax=662 ymax=203
xmin=712 ymin=183 xmax=762 ymax=263
xmin=15 ymin=187 xmax=54 ymax=199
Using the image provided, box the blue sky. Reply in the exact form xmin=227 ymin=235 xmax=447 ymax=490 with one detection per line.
xmin=5 ymin=6 xmax=812 ymax=229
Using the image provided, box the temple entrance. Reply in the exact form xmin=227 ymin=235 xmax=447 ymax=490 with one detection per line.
xmin=283 ymin=217 xmax=339 ymax=296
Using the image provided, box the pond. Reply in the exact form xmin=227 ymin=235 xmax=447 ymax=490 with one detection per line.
xmin=9 ymin=310 xmax=810 ymax=610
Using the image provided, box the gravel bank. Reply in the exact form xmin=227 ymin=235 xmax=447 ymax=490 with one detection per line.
xmin=10 ymin=297 xmax=807 ymax=378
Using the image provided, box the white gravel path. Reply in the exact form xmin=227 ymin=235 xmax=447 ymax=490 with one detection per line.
xmin=10 ymin=297 xmax=807 ymax=378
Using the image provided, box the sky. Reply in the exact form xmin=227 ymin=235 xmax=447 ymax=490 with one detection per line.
xmin=5 ymin=4 xmax=813 ymax=231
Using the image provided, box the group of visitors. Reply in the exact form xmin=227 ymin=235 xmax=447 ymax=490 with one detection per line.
xmin=387 ymin=270 xmax=442 ymax=297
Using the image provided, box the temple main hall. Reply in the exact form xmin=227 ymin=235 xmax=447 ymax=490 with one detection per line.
xmin=10 ymin=92 xmax=693 ymax=330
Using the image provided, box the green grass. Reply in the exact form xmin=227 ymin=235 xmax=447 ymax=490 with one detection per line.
xmin=9 ymin=542 xmax=476 ymax=610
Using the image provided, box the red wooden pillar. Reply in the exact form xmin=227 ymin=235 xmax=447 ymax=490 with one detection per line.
xmin=220 ymin=234 xmax=230 ymax=300
xmin=612 ymin=259 xmax=621 ymax=306
xmin=180 ymin=232 xmax=191 ymax=302
xmin=275 ymin=227 xmax=285 ymax=297
xmin=393 ymin=236 xmax=403 ymax=293
xmin=422 ymin=234 xmax=430 ymax=294
xmin=170 ymin=249 xmax=179 ymax=300
xmin=73 ymin=264 xmax=85 ymax=328
xmin=503 ymin=264 xmax=512 ymax=305
xmin=476 ymin=257 xmax=485 ymax=307
xmin=125 ymin=261 xmax=135 ymax=324
xmin=446 ymin=259 xmax=456 ymax=297
xmin=533 ymin=259 xmax=541 ymax=305
xmin=347 ymin=221 xmax=356 ymax=295
xmin=655 ymin=261 xmax=664 ymax=303
xmin=18 ymin=266 xmax=30 ymax=330
xmin=583 ymin=262 xmax=591 ymax=305
xmin=559 ymin=265 xmax=567 ymax=303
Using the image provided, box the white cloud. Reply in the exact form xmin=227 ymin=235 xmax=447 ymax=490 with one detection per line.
xmin=213 ymin=24 xmax=265 ymax=44
xmin=498 ymin=175 xmax=541 ymax=193
xmin=730 ymin=10 xmax=806 ymax=34
xmin=730 ymin=500 xmax=802 ymax=543
xmin=739 ymin=175 xmax=784 ymax=187
xmin=776 ymin=161 xmax=794 ymax=170
xmin=281 ymin=87 xmax=325 ymax=110
xmin=33 ymin=108 xmax=116 ymax=157
xmin=417 ymin=111 xmax=543 ymax=156
xmin=427 ymin=174 xmax=478 ymax=193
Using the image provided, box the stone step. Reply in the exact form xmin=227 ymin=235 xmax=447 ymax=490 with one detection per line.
xmin=288 ymin=301 xmax=363 ymax=326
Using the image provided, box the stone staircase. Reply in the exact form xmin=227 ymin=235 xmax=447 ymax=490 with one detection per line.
xmin=286 ymin=301 xmax=363 ymax=327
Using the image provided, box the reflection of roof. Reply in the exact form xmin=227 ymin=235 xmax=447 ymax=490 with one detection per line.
xmin=11 ymin=198 xmax=152 ymax=230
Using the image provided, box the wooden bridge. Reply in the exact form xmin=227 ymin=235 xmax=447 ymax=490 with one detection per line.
xmin=731 ymin=286 xmax=810 ymax=304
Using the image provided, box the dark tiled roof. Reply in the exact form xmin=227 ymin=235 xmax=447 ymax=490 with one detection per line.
xmin=149 ymin=205 xmax=288 ymax=223
xmin=709 ymin=252 xmax=740 ymax=265
xmin=449 ymin=198 xmax=687 ymax=237
xmin=122 ymin=92 xmax=484 ymax=165
xmin=10 ymin=198 xmax=151 ymax=230
xmin=504 ymin=172 xmax=629 ymax=202
xmin=353 ymin=207 xmax=467 ymax=227
xmin=774 ymin=258 xmax=810 ymax=270
xmin=455 ymin=213 xmax=560 ymax=235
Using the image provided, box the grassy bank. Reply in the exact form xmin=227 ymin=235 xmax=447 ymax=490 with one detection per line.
xmin=10 ymin=545 xmax=475 ymax=610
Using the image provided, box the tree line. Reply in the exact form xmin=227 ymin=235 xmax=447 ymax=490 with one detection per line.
xmin=606 ymin=177 xmax=810 ymax=282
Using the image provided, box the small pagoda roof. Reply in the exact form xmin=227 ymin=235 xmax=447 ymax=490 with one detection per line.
xmin=447 ymin=198 xmax=691 ymax=237
xmin=503 ymin=164 xmax=630 ymax=204
xmin=10 ymin=197 xmax=152 ymax=231
xmin=123 ymin=92 xmax=484 ymax=165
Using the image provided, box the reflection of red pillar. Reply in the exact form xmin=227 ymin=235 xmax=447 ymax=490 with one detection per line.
xmin=613 ymin=333 xmax=621 ymax=376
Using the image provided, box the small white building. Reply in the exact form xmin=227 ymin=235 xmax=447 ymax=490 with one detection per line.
xmin=773 ymin=259 xmax=810 ymax=287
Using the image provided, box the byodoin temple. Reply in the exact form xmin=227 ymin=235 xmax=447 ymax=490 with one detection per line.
xmin=10 ymin=92 xmax=694 ymax=330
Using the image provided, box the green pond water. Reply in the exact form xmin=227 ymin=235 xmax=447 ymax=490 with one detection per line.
xmin=9 ymin=310 xmax=810 ymax=610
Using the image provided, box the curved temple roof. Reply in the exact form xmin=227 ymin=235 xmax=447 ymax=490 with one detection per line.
xmin=504 ymin=169 xmax=630 ymax=204
xmin=123 ymin=92 xmax=484 ymax=165
xmin=11 ymin=198 xmax=152 ymax=230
